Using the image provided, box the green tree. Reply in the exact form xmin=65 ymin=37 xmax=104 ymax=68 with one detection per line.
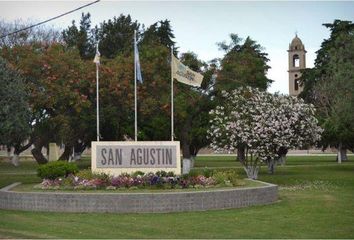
xmin=0 ymin=57 xmax=31 ymax=166
xmin=300 ymin=20 xmax=354 ymax=162
xmin=96 ymin=14 xmax=140 ymax=59
xmin=1 ymin=43 xmax=95 ymax=163
xmin=216 ymin=34 xmax=272 ymax=92
xmin=62 ymin=12 xmax=95 ymax=59
xmin=141 ymin=20 xmax=176 ymax=52
xmin=174 ymin=52 xmax=214 ymax=168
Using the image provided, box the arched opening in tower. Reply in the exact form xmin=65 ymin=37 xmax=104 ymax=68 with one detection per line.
xmin=293 ymin=54 xmax=300 ymax=68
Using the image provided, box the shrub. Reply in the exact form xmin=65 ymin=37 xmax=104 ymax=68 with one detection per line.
xmin=75 ymin=169 xmax=94 ymax=180
xmin=213 ymin=170 xmax=240 ymax=187
xmin=188 ymin=169 xmax=200 ymax=178
xmin=202 ymin=168 xmax=214 ymax=178
xmin=37 ymin=161 xmax=79 ymax=180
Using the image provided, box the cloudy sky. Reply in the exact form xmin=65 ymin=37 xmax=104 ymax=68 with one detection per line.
xmin=1 ymin=1 xmax=354 ymax=94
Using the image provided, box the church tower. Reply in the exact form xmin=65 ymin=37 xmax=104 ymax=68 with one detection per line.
xmin=288 ymin=34 xmax=306 ymax=96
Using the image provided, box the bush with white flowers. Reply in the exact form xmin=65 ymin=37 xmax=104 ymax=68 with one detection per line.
xmin=208 ymin=87 xmax=322 ymax=179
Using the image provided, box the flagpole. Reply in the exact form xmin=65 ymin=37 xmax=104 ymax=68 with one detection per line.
xmin=171 ymin=47 xmax=174 ymax=141
xmin=96 ymin=41 xmax=100 ymax=142
xmin=134 ymin=30 xmax=138 ymax=141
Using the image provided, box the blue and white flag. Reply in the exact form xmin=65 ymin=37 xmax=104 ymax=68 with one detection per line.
xmin=134 ymin=40 xmax=143 ymax=83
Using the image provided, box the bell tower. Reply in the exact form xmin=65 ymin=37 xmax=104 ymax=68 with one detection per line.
xmin=288 ymin=34 xmax=306 ymax=96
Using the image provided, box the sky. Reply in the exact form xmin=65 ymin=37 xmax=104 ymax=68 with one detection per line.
xmin=1 ymin=0 xmax=354 ymax=94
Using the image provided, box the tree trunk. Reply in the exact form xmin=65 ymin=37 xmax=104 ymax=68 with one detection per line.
xmin=59 ymin=145 xmax=72 ymax=161
xmin=31 ymin=138 xmax=48 ymax=165
xmin=182 ymin=141 xmax=192 ymax=174
xmin=241 ymin=150 xmax=259 ymax=179
xmin=267 ymin=157 xmax=276 ymax=174
xmin=73 ymin=152 xmax=81 ymax=161
xmin=31 ymin=147 xmax=48 ymax=164
xmin=12 ymin=140 xmax=33 ymax=166
xmin=337 ymin=143 xmax=347 ymax=163
xmin=181 ymin=116 xmax=192 ymax=174
xmin=183 ymin=158 xmax=192 ymax=174
xmin=237 ymin=146 xmax=245 ymax=164
xmin=7 ymin=147 xmax=12 ymax=159
xmin=243 ymin=166 xmax=259 ymax=179
xmin=10 ymin=154 xmax=19 ymax=167
xmin=277 ymin=147 xmax=288 ymax=165
xmin=341 ymin=148 xmax=348 ymax=161
xmin=278 ymin=155 xmax=287 ymax=165
xmin=190 ymin=155 xmax=196 ymax=169
xmin=72 ymin=141 xmax=86 ymax=161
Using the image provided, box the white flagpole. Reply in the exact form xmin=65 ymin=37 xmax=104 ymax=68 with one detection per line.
xmin=134 ymin=30 xmax=138 ymax=141
xmin=171 ymin=47 xmax=174 ymax=141
xmin=96 ymin=42 xmax=100 ymax=142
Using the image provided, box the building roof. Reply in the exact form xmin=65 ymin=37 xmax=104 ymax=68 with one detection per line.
xmin=289 ymin=34 xmax=305 ymax=51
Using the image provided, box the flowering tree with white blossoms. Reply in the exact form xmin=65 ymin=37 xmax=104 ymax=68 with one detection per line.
xmin=208 ymin=87 xmax=322 ymax=179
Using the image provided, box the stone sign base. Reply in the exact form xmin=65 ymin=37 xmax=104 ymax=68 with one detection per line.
xmin=0 ymin=181 xmax=278 ymax=213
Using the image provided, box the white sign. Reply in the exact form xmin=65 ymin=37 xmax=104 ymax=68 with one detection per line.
xmin=91 ymin=141 xmax=181 ymax=175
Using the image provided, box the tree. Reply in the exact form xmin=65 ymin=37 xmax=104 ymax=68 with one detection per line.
xmin=174 ymin=52 xmax=215 ymax=172
xmin=208 ymin=87 xmax=322 ymax=179
xmin=141 ymin=20 xmax=177 ymax=52
xmin=299 ymin=20 xmax=354 ymax=162
xmin=1 ymin=43 xmax=96 ymax=163
xmin=216 ymin=34 xmax=272 ymax=92
xmin=62 ymin=12 xmax=95 ymax=59
xmin=214 ymin=34 xmax=273 ymax=162
xmin=0 ymin=57 xmax=31 ymax=166
xmin=96 ymin=14 xmax=140 ymax=59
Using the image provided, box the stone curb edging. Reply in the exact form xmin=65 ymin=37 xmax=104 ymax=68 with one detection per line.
xmin=0 ymin=180 xmax=278 ymax=213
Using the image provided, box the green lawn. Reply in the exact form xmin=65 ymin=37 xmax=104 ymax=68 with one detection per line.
xmin=0 ymin=155 xmax=354 ymax=239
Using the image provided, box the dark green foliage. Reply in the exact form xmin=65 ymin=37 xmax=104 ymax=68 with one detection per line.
xmin=2 ymin=14 xmax=274 ymax=166
xmin=174 ymin=52 xmax=215 ymax=158
xmin=62 ymin=12 xmax=95 ymax=59
xmin=37 ymin=161 xmax=79 ymax=180
xmin=216 ymin=34 xmax=272 ymax=92
xmin=141 ymin=20 xmax=176 ymax=52
xmin=97 ymin=14 xmax=139 ymax=58
xmin=300 ymin=20 xmax=354 ymax=152
xmin=0 ymin=57 xmax=31 ymax=149
xmin=202 ymin=167 xmax=213 ymax=178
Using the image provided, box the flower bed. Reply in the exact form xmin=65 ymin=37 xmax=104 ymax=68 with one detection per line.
xmin=36 ymin=169 xmax=244 ymax=191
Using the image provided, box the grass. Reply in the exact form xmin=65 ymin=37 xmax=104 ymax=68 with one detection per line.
xmin=194 ymin=154 xmax=354 ymax=168
xmin=0 ymin=155 xmax=354 ymax=238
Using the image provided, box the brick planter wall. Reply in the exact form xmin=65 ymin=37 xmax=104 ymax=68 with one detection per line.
xmin=0 ymin=181 xmax=277 ymax=213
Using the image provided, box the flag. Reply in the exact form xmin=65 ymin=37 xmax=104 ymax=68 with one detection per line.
xmin=134 ymin=39 xmax=143 ymax=83
xmin=171 ymin=55 xmax=203 ymax=87
xmin=93 ymin=42 xmax=100 ymax=65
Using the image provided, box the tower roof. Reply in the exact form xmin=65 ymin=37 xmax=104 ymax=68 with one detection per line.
xmin=289 ymin=34 xmax=305 ymax=51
